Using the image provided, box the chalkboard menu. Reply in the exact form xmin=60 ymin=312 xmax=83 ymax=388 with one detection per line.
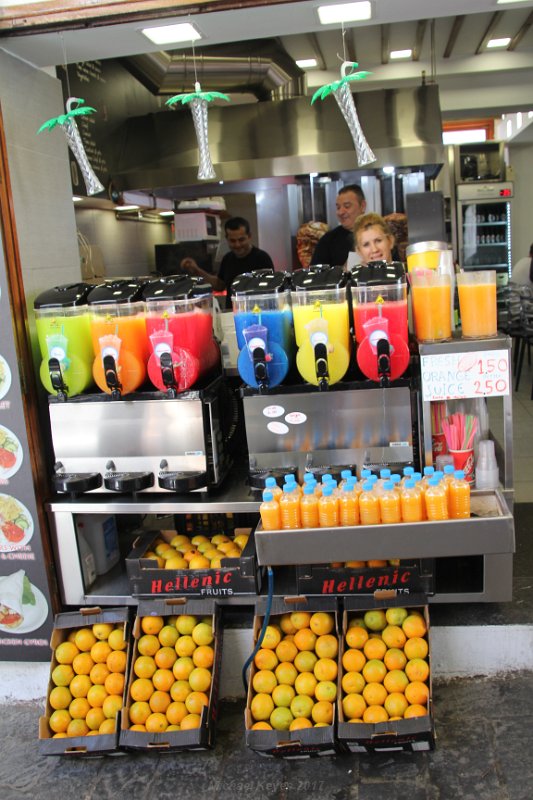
xmin=0 ymin=227 xmax=53 ymax=660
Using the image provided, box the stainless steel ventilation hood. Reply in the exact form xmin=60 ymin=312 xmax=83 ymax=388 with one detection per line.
xmin=111 ymin=84 xmax=444 ymax=194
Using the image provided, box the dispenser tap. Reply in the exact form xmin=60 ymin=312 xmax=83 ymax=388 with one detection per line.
xmin=252 ymin=345 xmax=269 ymax=393
xmin=103 ymin=354 xmax=122 ymax=400
xmin=314 ymin=341 xmax=330 ymax=391
xmin=48 ymin=357 xmax=69 ymax=402
xmin=376 ymin=338 xmax=391 ymax=387
xmin=160 ymin=351 xmax=178 ymax=398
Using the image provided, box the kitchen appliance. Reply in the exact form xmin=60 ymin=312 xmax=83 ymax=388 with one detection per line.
xmin=456 ymin=182 xmax=513 ymax=282
xmin=231 ymin=270 xmax=295 ymax=391
xmin=34 ymin=282 xmax=95 ymax=400
xmin=143 ymin=275 xmax=220 ymax=395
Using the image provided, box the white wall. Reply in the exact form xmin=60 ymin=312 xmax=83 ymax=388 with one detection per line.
xmin=508 ymin=142 xmax=533 ymax=265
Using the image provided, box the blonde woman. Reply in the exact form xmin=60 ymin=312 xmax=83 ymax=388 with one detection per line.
xmin=352 ymin=213 xmax=395 ymax=265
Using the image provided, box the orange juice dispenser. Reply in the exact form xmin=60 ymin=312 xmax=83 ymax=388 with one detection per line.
xmin=34 ymin=283 xmax=95 ymax=400
xmin=350 ymin=261 xmax=410 ymax=386
xmin=143 ymin=275 xmax=220 ymax=396
xmin=86 ymin=280 xmax=149 ymax=398
xmin=291 ymin=265 xmax=351 ymax=389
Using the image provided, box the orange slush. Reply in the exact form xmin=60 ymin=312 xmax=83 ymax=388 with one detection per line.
xmin=412 ymin=284 xmax=451 ymax=342
xmin=91 ymin=314 xmax=149 ymax=394
xmin=458 ymin=282 xmax=497 ymax=338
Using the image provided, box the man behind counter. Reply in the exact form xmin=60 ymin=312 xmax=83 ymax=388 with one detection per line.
xmin=180 ymin=216 xmax=274 ymax=308
xmin=310 ymin=184 xmax=367 ymax=266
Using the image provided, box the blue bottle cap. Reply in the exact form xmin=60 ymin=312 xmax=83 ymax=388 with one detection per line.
xmin=383 ymin=481 xmax=394 ymax=491
xmin=380 ymin=469 xmax=391 ymax=478
xmin=341 ymin=469 xmax=352 ymax=479
xmin=263 ymin=490 xmax=273 ymax=502
xmin=303 ymin=484 xmax=315 ymax=495
xmin=454 ymin=470 xmax=466 ymax=479
xmin=424 ymin=466 xmax=435 ymax=476
xmin=404 ymin=479 xmax=415 ymax=489
xmin=322 ymin=485 xmax=334 ymax=497
xmin=444 ymin=465 xmax=455 ymax=474
xmin=403 ymin=466 xmax=414 ymax=476
xmin=265 ymin=477 xmax=277 ymax=488
xmin=362 ymin=481 xmax=374 ymax=491
xmin=303 ymin=472 xmax=315 ymax=483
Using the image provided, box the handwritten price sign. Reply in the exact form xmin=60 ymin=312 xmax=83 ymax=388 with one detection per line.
xmin=421 ymin=349 xmax=510 ymax=401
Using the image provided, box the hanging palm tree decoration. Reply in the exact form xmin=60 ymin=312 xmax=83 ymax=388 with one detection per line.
xmin=311 ymin=61 xmax=376 ymax=167
xmin=166 ymin=82 xmax=230 ymax=181
xmin=38 ymin=97 xmax=105 ymax=196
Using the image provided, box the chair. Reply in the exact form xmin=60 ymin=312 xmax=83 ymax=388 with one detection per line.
xmin=497 ymin=283 xmax=527 ymax=383
xmin=512 ymin=286 xmax=533 ymax=393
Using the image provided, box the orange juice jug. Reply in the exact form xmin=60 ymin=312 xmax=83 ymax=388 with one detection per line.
xmin=279 ymin=485 xmax=301 ymax=530
xmin=300 ymin=485 xmax=320 ymax=528
xmin=339 ymin=485 xmax=359 ymax=526
xmin=260 ymin=490 xmax=281 ymax=530
xmin=425 ymin=477 xmax=448 ymax=521
xmin=379 ymin=481 xmax=402 ymax=524
xmin=400 ymin=479 xmax=424 ymax=523
xmin=318 ymin=485 xmax=339 ymax=527
xmin=449 ymin=469 xmax=471 ymax=519
xmin=359 ymin=481 xmax=381 ymax=525
xmin=264 ymin=477 xmax=282 ymax=500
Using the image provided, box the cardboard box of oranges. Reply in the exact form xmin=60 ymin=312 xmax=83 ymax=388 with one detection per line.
xmin=126 ymin=528 xmax=261 ymax=597
xmin=119 ymin=597 xmax=222 ymax=752
xmin=296 ymin=559 xmax=435 ymax=597
xmin=337 ymin=592 xmax=435 ymax=753
xmin=245 ymin=596 xmax=340 ymax=758
xmin=39 ymin=606 xmax=130 ymax=756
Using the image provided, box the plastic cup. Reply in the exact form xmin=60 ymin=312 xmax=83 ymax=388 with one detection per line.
xmin=457 ymin=271 xmax=497 ymax=338
xmin=449 ymin=448 xmax=475 ymax=483
xmin=410 ymin=270 xmax=452 ymax=342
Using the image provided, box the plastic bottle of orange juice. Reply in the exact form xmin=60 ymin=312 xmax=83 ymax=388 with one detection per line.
xmin=424 ymin=476 xmax=448 ymax=521
xmin=339 ymin=483 xmax=359 ymax=526
xmin=390 ymin=474 xmax=402 ymax=494
xmin=347 ymin=477 xmax=362 ymax=498
xmin=400 ymin=466 xmax=415 ymax=487
xmin=421 ymin=466 xmax=435 ymax=490
xmin=400 ymin=478 xmax=424 ymax=523
xmin=449 ymin=469 xmax=471 ymax=519
xmin=359 ymin=480 xmax=381 ymax=525
xmin=284 ymin=474 xmax=302 ymax=495
xmin=318 ymin=485 xmax=339 ymax=527
xmin=264 ymin=476 xmax=282 ymax=500
xmin=338 ymin=469 xmax=353 ymax=491
xmin=300 ymin=484 xmax=320 ymax=528
xmin=412 ymin=473 xmax=426 ymax=520
xmin=260 ymin=490 xmax=281 ymax=530
xmin=379 ymin=480 xmax=402 ymax=524
xmin=279 ymin=484 xmax=301 ymax=529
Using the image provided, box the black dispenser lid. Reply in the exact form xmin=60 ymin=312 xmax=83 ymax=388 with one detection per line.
xmin=291 ymin=264 xmax=349 ymax=291
xmin=143 ymin=274 xmax=213 ymax=302
xmin=350 ymin=260 xmax=406 ymax=287
xmin=231 ymin=270 xmax=291 ymax=297
xmin=34 ymin=282 xmax=94 ymax=310
xmin=86 ymin=279 xmax=146 ymax=305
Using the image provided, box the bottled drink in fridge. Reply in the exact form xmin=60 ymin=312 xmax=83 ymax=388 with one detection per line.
xmin=260 ymin=490 xmax=281 ymax=530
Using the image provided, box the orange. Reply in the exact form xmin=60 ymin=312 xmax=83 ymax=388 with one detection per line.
xmin=104 ymin=672 xmax=125 ymax=696
xmin=341 ymin=671 xmax=366 ymax=696
xmin=90 ymin=641 xmax=112 ymax=664
xmin=293 ymin=650 xmax=318 ymax=673
xmin=404 ymin=703 xmax=428 ymax=718
xmin=51 ymin=664 xmax=75 ymax=687
xmin=149 ymin=690 xmax=171 ymax=714
xmin=154 ymin=646 xmax=177 ymax=670
xmin=170 ymin=680 xmax=192 ymax=703
xmin=315 ymin=634 xmax=338 ymax=660
xmin=289 ymin=612 xmax=312 ymax=630
xmin=108 ymin=628 xmax=127 ymax=651
xmin=402 ymin=614 xmax=427 ymax=639
xmin=342 ymin=693 xmax=367 ymax=720
xmin=158 ymin=625 xmax=179 ymax=648
xmin=173 ymin=656 xmax=195 ymax=681
xmin=185 ymin=691 xmax=209 ymax=715
xmin=362 ymin=659 xmax=387 ymax=684
xmin=363 ymin=637 xmax=387 ymax=661
xmin=405 ymin=658 xmax=430 ymax=683
xmin=87 ymin=684 xmax=108 ymax=709
xmin=309 ymin=612 xmax=334 ymax=636
xmin=49 ymin=709 xmax=72 ymax=734
xmin=166 ymin=700 xmax=187 ymax=726
xmin=130 ymin=678 xmax=154 ymax=703
xmin=129 ymin=700 xmax=151 ymax=726
xmin=145 ymin=712 xmax=168 ymax=733
xmin=188 ymin=555 xmax=211 ymax=570
xmin=86 ymin=706 xmax=106 ymax=731
xmin=175 ymin=615 xmax=197 ymax=635
xmin=311 ymin=700 xmax=333 ymax=725
xmin=74 ymin=628 xmax=97 ymax=653
xmin=367 ymin=560 xmax=388 ymax=568
xmin=289 ymin=717 xmax=313 ymax=731
xmin=403 ymin=637 xmax=429 ymax=660
xmin=69 ymin=674 xmax=92 ymax=698
xmin=66 ymin=718 xmax=89 ymax=737
xmin=169 ymin=534 xmax=191 ymax=547
xmin=362 ymin=682 xmax=388 ymax=706
xmin=260 ymin=625 xmax=282 ymax=650
xmin=90 ymin=662 xmax=111 ymax=686
xmin=49 ymin=686 xmax=72 ymax=711
xmin=141 ymin=615 xmax=165 ymax=635
xmin=137 ymin=634 xmax=160 ymax=657
xmin=293 ymin=628 xmax=317 ymax=652
xmin=250 ymin=692 xmax=275 ymax=721
xmin=345 ymin=626 xmax=369 ymax=650
xmin=175 ymin=635 xmax=196 ymax=658
xmin=384 ymin=692 xmax=409 ymax=718
xmin=275 ymin=639 xmax=298 ymax=663
xmin=192 ymin=645 xmax=214 ymax=669
xmin=404 ymin=681 xmax=429 ymax=706
xmin=294 ymin=672 xmax=318 ymax=697
xmin=381 ymin=625 xmax=407 ymax=650
xmin=290 ymin=694 xmax=314 ymax=719
xmin=92 ymin=622 xmax=114 ymax=641
xmin=313 ymin=658 xmax=337 ymax=682
xmin=385 ymin=607 xmax=409 ymax=626
xmin=384 ymin=647 xmax=408 ymax=671
xmin=315 ymin=680 xmax=337 ymax=703
xmin=72 ymin=652 xmax=94 ymax=676
xmin=342 ymin=648 xmax=366 ymax=673
xmin=363 ymin=705 xmax=389 ymax=723
xmin=184 ymin=548 xmax=201 ymax=563
xmin=107 ymin=650 xmax=127 ymax=674
xmin=134 ymin=655 xmax=157 ymax=679
xmin=152 ymin=668 xmax=175 ymax=693
xmin=363 ymin=609 xmax=387 ymax=632
xmin=180 ymin=713 xmax=201 ymax=730
xmin=188 ymin=667 xmax=212 ymax=693
xmin=272 ymin=684 xmax=296 ymax=708
xmin=383 ymin=669 xmax=409 ymax=694
xmin=129 ymin=724 xmax=147 ymax=732
xmin=275 ymin=662 xmax=298 ymax=686
xmin=98 ymin=718 xmax=116 ymax=735
xmin=252 ymin=669 xmax=277 ymax=695
xmin=102 ymin=694 xmax=123 ymax=720
xmin=254 ymin=648 xmax=279 ymax=671
xmin=54 ymin=641 xmax=80 ymax=665
xmin=279 ymin=614 xmax=298 ymax=635
xmin=251 ymin=721 xmax=273 ymax=730
xmin=270 ymin=706 xmax=294 ymax=731
xmin=69 ymin=697 xmax=90 ymax=719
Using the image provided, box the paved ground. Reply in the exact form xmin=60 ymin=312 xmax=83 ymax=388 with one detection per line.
xmin=1 ymin=671 xmax=531 ymax=800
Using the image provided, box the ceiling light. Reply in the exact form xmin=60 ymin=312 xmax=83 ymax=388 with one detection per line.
xmin=115 ymin=204 xmax=140 ymax=211
xmin=487 ymin=37 xmax=511 ymax=48
xmin=296 ymin=58 xmax=318 ymax=69
xmin=317 ymin=2 xmax=372 ymax=25
xmin=159 ymin=211 xmax=175 ymax=217
xmin=72 ymin=196 xmax=83 ymax=203
xmin=382 ymin=166 xmax=395 ymax=175
xmin=497 ymin=0 xmax=531 ymax=4
xmin=390 ymin=49 xmax=412 ymax=60
xmin=442 ymin=129 xmax=487 ymax=145
xmin=140 ymin=22 xmax=201 ymax=45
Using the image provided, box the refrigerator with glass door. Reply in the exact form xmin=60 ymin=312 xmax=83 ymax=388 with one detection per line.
xmin=456 ymin=181 xmax=512 ymax=284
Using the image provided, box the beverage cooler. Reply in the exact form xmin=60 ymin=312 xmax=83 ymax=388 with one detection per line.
xmin=456 ymin=182 xmax=513 ymax=281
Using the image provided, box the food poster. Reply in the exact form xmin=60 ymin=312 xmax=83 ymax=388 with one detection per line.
xmin=0 ymin=228 xmax=53 ymax=659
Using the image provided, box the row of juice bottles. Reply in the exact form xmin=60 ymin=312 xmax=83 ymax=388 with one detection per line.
xmin=259 ymin=466 xmax=471 ymax=531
